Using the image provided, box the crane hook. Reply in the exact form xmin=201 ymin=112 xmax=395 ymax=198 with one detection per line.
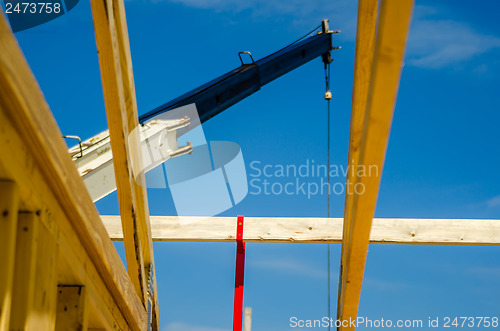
xmin=325 ymin=90 xmax=332 ymax=100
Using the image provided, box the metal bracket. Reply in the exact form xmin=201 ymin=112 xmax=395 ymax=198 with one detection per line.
xmin=63 ymin=135 xmax=83 ymax=158
xmin=321 ymin=19 xmax=341 ymax=34
xmin=238 ymin=52 xmax=255 ymax=66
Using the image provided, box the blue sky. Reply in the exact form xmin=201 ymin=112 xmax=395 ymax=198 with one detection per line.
xmin=8 ymin=0 xmax=500 ymax=330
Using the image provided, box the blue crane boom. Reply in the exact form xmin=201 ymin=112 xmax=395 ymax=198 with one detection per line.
xmin=70 ymin=20 xmax=339 ymax=202
xmin=139 ymin=21 xmax=338 ymax=124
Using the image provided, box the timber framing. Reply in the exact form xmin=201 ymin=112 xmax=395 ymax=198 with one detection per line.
xmin=101 ymin=216 xmax=500 ymax=245
xmin=0 ymin=10 xmax=146 ymax=330
xmin=337 ymin=0 xmax=414 ymax=329
xmin=90 ymin=0 xmax=160 ymax=327
xmin=1 ymin=0 xmax=490 ymax=329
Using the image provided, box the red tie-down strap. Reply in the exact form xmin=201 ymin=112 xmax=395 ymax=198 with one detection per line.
xmin=233 ymin=215 xmax=246 ymax=331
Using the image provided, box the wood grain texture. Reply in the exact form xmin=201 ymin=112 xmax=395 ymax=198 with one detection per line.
xmin=101 ymin=216 xmax=500 ymax=245
xmin=338 ymin=0 xmax=414 ymax=329
xmin=32 ymin=224 xmax=59 ymax=330
xmin=339 ymin=0 xmax=379 ymax=324
xmin=55 ymin=286 xmax=89 ymax=331
xmin=340 ymin=0 xmax=378 ymax=292
xmin=0 ymin=12 xmax=146 ymax=330
xmin=10 ymin=212 xmax=39 ymax=331
xmin=90 ymin=1 xmax=159 ymax=325
xmin=90 ymin=0 xmax=147 ymax=304
xmin=0 ymin=181 xmax=19 ymax=330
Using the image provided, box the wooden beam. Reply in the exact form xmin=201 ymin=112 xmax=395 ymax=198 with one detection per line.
xmin=101 ymin=216 xmax=500 ymax=245
xmin=10 ymin=212 xmax=39 ymax=330
xmin=337 ymin=0 xmax=414 ymax=329
xmin=54 ymin=207 xmax=130 ymax=330
xmin=90 ymin=1 xmax=159 ymax=325
xmin=338 ymin=0 xmax=379 ymax=324
xmin=0 ymin=12 xmax=147 ymax=330
xmin=55 ymin=286 xmax=89 ymax=331
xmin=340 ymin=0 xmax=378 ymax=296
xmin=32 ymin=223 xmax=59 ymax=330
xmin=339 ymin=0 xmax=378 ymax=321
xmin=0 ymin=181 xmax=19 ymax=330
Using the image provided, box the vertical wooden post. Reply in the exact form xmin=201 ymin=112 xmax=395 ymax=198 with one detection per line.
xmin=55 ymin=286 xmax=89 ymax=331
xmin=0 ymin=181 xmax=19 ymax=330
xmin=10 ymin=212 xmax=39 ymax=330
xmin=31 ymin=221 xmax=59 ymax=330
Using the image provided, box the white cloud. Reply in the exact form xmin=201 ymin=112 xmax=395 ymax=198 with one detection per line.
xmin=485 ymin=195 xmax=500 ymax=208
xmin=164 ymin=0 xmax=358 ymax=39
xmin=406 ymin=6 xmax=500 ymax=69
xmin=466 ymin=266 xmax=500 ymax=278
xmin=163 ymin=322 xmax=229 ymax=331
xmin=250 ymin=257 xmax=332 ymax=279
xmin=471 ymin=195 xmax=500 ymax=210
xmin=162 ymin=0 xmax=500 ymax=70
xmin=363 ymin=278 xmax=411 ymax=292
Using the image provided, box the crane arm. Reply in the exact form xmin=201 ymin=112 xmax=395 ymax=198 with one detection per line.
xmin=70 ymin=21 xmax=339 ymax=202
xmin=140 ymin=30 xmax=336 ymax=124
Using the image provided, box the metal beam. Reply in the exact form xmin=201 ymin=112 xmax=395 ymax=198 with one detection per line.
xmin=90 ymin=0 xmax=159 ymax=327
xmin=139 ymin=32 xmax=335 ymax=124
xmin=337 ymin=0 xmax=414 ymax=329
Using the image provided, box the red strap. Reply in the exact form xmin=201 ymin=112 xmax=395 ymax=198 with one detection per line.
xmin=233 ymin=215 xmax=245 ymax=331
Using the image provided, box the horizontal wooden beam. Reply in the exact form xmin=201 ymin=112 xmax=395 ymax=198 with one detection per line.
xmin=101 ymin=216 xmax=500 ymax=245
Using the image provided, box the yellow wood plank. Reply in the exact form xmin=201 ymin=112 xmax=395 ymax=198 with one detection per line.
xmin=113 ymin=0 xmax=154 ymax=269
xmin=10 ymin=212 xmax=39 ymax=331
xmin=340 ymin=0 xmax=378 ymax=287
xmin=0 ymin=181 xmax=19 ymax=330
xmin=102 ymin=216 xmax=500 ymax=245
xmin=0 ymin=11 xmax=147 ymax=330
xmin=31 ymin=223 xmax=59 ymax=330
xmin=0 ymin=111 xmax=133 ymax=331
xmin=55 ymin=286 xmax=89 ymax=331
xmin=337 ymin=0 xmax=414 ymax=329
xmin=53 ymin=207 xmax=130 ymax=331
xmin=90 ymin=0 xmax=159 ymax=326
xmin=339 ymin=1 xmax=379 ymax=323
